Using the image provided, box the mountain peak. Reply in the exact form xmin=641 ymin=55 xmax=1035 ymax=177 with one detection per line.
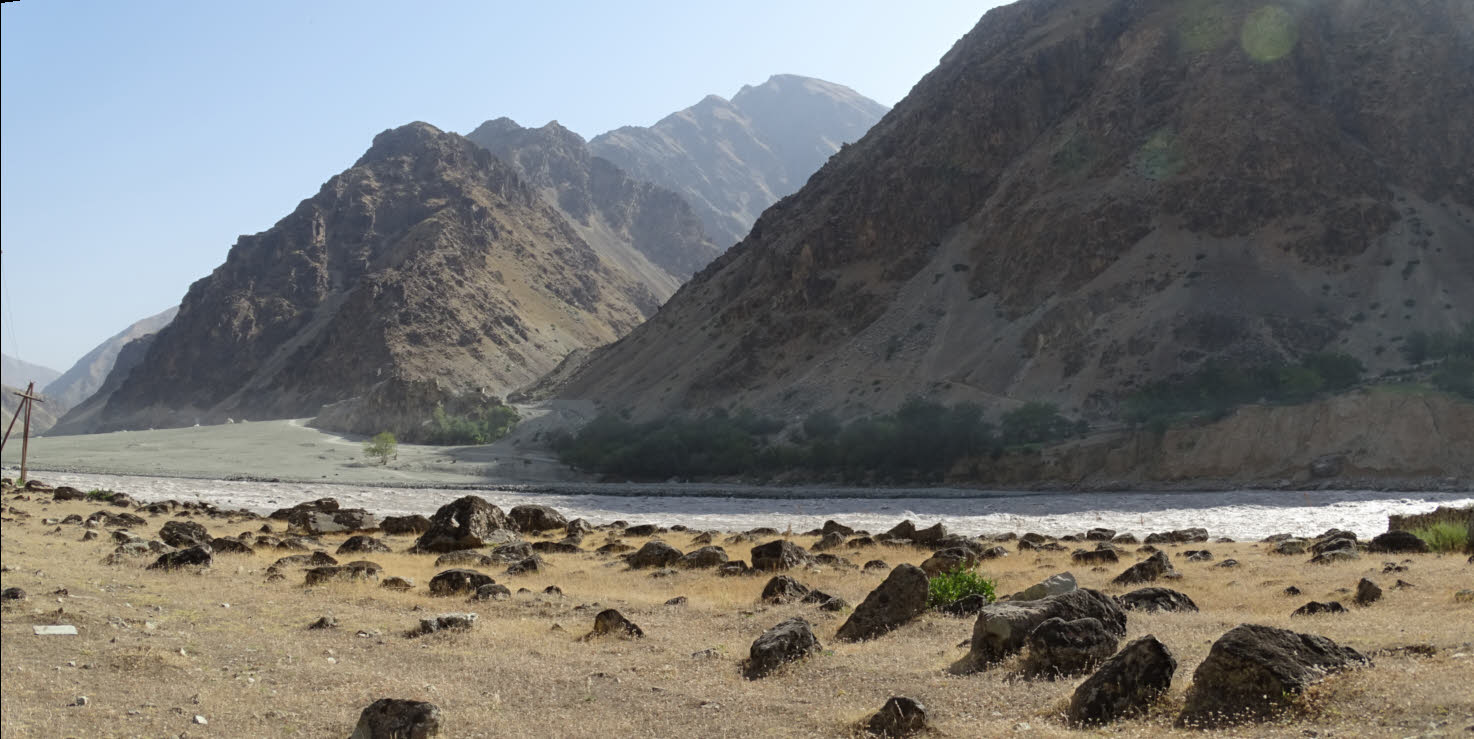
xmin=357 ymin=121 xmax=453 ymax=165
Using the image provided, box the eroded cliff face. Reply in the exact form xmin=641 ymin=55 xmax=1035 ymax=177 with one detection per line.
xmin=62 ymin=123 xmax=656 ymax=434
xmin=558 ymin=0 xmax=1474 ymax=424
xmin=961 ymin=391 xmax=1474 ymax=486
xmin=465 ymin=119 xmax=720 ymax=300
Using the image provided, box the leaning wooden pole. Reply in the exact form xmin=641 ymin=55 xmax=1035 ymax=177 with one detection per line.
xmin=20 ymin=381 xmax=34 ymax=485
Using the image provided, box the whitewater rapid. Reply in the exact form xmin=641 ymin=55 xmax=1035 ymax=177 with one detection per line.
xmin=29 ymin=472 xmax=1471 ymax=540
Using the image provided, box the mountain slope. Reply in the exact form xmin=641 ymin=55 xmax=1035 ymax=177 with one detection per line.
xmin=56 ymin=122 xmax=657 ymax=435
xmin=2 ymin=383 xmax=61 ymax=436
xmin=559 ymin=0 xmax=1474 ymax=422
xmin=1 ymin=354 xmax=60 ymax=391
xmin=589 ymin=74 xmax=888 ymax=247
xmin=44 ymin=306 xmax=178 ymax=410
xmin=465 ymin=118 xmax=719 ymax=300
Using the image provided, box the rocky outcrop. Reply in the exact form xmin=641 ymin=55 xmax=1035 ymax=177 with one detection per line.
xmin=743 ymin=617 xmax=821 ymax=679
xmin=44 ymin=306 xmax=178 ymax=412
xmin=350 ymin=698 xmax=441 ymax=739
xmin=959 ymin=589 xmax=1127 ymax=671
xmin=65 ymin=122 xmax=658 ymax=435
xmin=835 ymin=564 xmax=929 ymax=642
xmin=413 ymin=496 xmax=511 ymax=553
xmin=1068 ymin=635 xmax=1177 ymax=727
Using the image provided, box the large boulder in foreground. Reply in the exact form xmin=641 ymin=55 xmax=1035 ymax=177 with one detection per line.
xmin=835 ymin=563 xmax=929 ymax=642
xmin=1178 ymin=624 xmax=1369 ymax=727
xmin=744 ymin=617 xmax=821 ymax=679
xmin=1367 ymin=531 xmax=1430 ymax=554
xmin=1117 ymin=587 xmax=1198 ymax=613
xmin=159 ymin=520 xmax=211 ymax=549
xmin=957 ymin=588 xmax=1127 ymax=672
xmin=350 ymin=698 xmax=441 ymax=738
xmin=1068 ymin=635 xmax=1177 ymax=727
xmin=412 ymin=496 xmax=510 ymax=553
xmin=1020 ymin=616 xmax=1119 ymax=679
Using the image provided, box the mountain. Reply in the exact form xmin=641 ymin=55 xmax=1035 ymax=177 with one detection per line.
xmin=558 ymin=0 xmax=1474 ymax=422
xmin=589 ymin=74 xmax=889 ymax=247
xmin=53 ymin=122 xmax=658 ymax=436
xmin=44 ymin=306 xmax=178 ymax=410
xmin=45 ymin=332 xmax=159 ymax=436
xmin=464 ymin=118 xmax=719 ymax=301
xmin=1 ymin=354 xmax=60 ymax=391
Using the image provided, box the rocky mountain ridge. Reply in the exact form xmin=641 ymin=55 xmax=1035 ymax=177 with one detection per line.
xmin=44 ymin=306 xmax=178 ymax=411
xmin=558 ymin=0 xmax=1474 ymax=423
xmin=53 ymin=123 xmax=657 ymax=435
xmin=590 ymin=74 xmax=889 ymax=247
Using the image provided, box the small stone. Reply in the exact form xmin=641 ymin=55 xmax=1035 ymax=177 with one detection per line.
xmin=308 ymin=616 xmax=339 ymax=630
xmin=1354 ymin=578 xmax=1382 ymax=606
xmin=193 ymin=715 xmax=207 ymax=725
xmin=73 ymin=696 xmax=89 ymax=707
xmin=865 ymin=696 xmax=928 ymax=737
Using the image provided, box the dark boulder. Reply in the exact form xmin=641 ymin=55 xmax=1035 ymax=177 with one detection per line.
xmin=530 ymin=540 xmax=581 ymax=554
xmin=1020 ymin=616 xmax=1120 ymax=679
xmin=1067 ymin=635 xmax=1177 ymax=727
xmin=587 ymin=608 xmax=643 ymax=639
xmin=1177 ymin=624 xmax=1369 ymax=727
xmin=623 ymin=523 xmax=660 ymax=537
xmin=743 ymin=617 xmax=820 ymax=679
xmin=409 ymin=613 xmax=477 ymax=637
xmin=412 ymin=496 xmax=510 ymax=553
xmin=1071 ymin=548 xmax=1119 ymax=565
xmin=760 ymin=575 xmax=811 ymax=604
xmin=268 ymin=497 xmax=338 ymax=520
xmin=958 ymin=589 xmax=1127 ymax=671
xmin=338 ymin=535 xmax=392 ymax=555
xmin=148 ymin=545 xmax=212 ymax=570
xmin=349 ymin=698 xmax=441 ymax=739
xmin=920 ymin=547 xmax=978 ymax=576
xmin=835 ymin=563 xmax=929 ymax=642
xmin=471 ymin=583 xmax=512 ymax=601
xmin=1182 ymin=550 xmax=1213 ymax=562
xmin=428 ymin=569 xmax=494 ymax=596
xmin=304 ymin=561 xmax=383 ymax=586
xmin=937 ymin=593 xmax=992 ymax=617
xmin=380 ymin=515 xmax=432 ymax=535
xmin=1291 ymin=601 xmax=1348 ymax=617
xmin=1117 ymin=587 xmax=1199 ymax=613
xmin=750 ymin=539 xmax=811 ymax=571
xmin=507 ymin=504 xmax=567 ymax=533
xmin=1144 ymin=528 xmax=1208 ymax=544
xmin=810 ymin=531 xmax=846 ymax=552
xmin=1309 ymin=550 xmax=1360 ymax=565
xmin=159 ymin=520 xmax=211 ymax=549
xmin=1111 ymin=551 xmax=1174 ymax=585
xmin=678 ymin=545 xmax=729 ymax=569
xmin=627 ymin=541 xmax=683 ymax=569
xmin=209 ymin=537 xmax=255 ymax=555
xmin=504 ymin=557 xmax=544 ymax=575
xmin=1368 ymin=531 xmax=1430 ymax=554
xmin=821 ymin=520 xmax=855 ymax=537
xmin=433 ymin=551 xmax=497 ymax=568
xmin=1355 ymin=578 xmax=1383 ymax=606
xmin=288 ymin=507 xmax=378 ymax=536
xmin=864 ymin=696 xmax=928 ymax=738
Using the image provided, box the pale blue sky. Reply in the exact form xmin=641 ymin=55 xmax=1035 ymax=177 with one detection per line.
xmin=1 ymin=0 xmax=1004 ymax=373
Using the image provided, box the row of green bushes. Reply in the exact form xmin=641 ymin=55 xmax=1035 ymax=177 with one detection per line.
xmin=549 ymin=398 xmax=1086 ymax=482
xmin=424 ymin=403 xmax=520 ymax=445
xmin=1123 ymin=352 xmax=1366 ymax=429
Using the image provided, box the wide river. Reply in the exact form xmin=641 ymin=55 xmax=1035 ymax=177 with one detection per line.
xmin=32 ymin=472 xmax=1473 ymax=540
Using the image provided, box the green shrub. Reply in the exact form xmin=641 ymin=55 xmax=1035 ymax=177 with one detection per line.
xmin=425 ymin=403 xmax=520 ymax=445
xmin=927 ymin=566 xmax=997 ymax=609
xmin=363 ymin=431 xmax=397 ymax=466
xmin=1411 ymin=521 xmax=1471 ymax=553
xmin=85 ymin=489 xmax=116 ymax=501
xmin=1000 ymin=401 xmax=1078 ymax=446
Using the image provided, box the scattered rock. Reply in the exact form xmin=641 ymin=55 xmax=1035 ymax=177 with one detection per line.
xmin=1020 ymin=616 xmax=1120 ymax=679
xmin=761 ymin=575 xmax=811 ymax=604
xmin=1071 ymin=548 xmax=1119 ymax=565
xmin=1111 ymin=551 xmax=1174 ymax=585
xmin=410 ymin=613 xmax=477 ymax=637
xmin=208 ymin=537 xmax=253 ymax=555
xmin=864 ymin=696 xmax=928 ymax=738
xmin=1271 ymin=539 xmax=1308 ymax=555
xmin=507 ymin=504 xmax=567 ymax=532
xmin=627 ymin=541 xmax=684 ymax=569
xmin=919 ymin=547 xmax=978 ymax=576
xmin=1283 ymin=585 xmax=1302 ymax=596
xmin=1454 ymin=589 xmax=1474 ymax=603
xmin=1177 ymin=623 xmax=1369 ymax=727
xmin=158 ymin=520 xmax=211 ymax=549
xmin=338 ymin=535 xmax=392 ymax=555
xmin=586 ymin=608 xmax=643 ymax=639
xmin=304 ymin=561 xmax=383 ymax=585
xmin=862 ymin=559 xmax=889 ymax=572
xmin=958 ymin=589 xmax=1127 ymax=671
xmin=1214 ymin=558 xmax=1239 ymax=568
xmin=379 ymin=515 xmax=432 ymax=535
xmin=743 ymin=617 xmax=820 ymax=679
xmin=1011 ymin=572 xmax=1077 ymax=601
xmin=664 ymin=596 xmax=688 ymax=606
xmin=750 ymin=540 xmax=811 ymax=571
xmin=937 ymin=593 xmax=992 ymax=617
xmin=411 ymin=496 xmax=510 ymax=553
xmin=471 ymin=583 xmax=512 ymax=601
xmin=1182 ymin=549 xmax=1213 ymax=562
xmin=349 ymin=698 xmax=441 ymax=738
xmin=1143 ymin=528 xmax=1208 ymax=544
xmin=1 ymin=587 xmax=25 ymax=602
xmin=147 ymin=545 xmax=212 ymax=570
xmin=1354 ymin=578 xmax=1382 ymax=606
xmin=428 ymin=569 xmax=495 ymax=596
xmin=678 ymin=546 xmax=729 ymax=569
xmin=504 ymin=557 xmax=544 ymax=575
xmin=1367 ymin=530 xmax=1431 ymax=554
xmin=1309 ymin=549 xmax=1360 ymax=565
xmin=1290 ymin=600 xmax=1347 ymax=617
xmin=1117 ymin=587 xmax=1198 ymax=613
xmin=1067 ymin=635 xmax=1177 ymax=727
xmin=309 ymin=616 xmax=339 ymax=630
xmin=381 ymin=576 xmax=414 ymax=591
xmin=810 ymin=532 xmax=846 ymax=552
xmin=288 ymin=507 xmax=378 ymax=536
xmin=835 ymin=563 xmax=928 ymax=642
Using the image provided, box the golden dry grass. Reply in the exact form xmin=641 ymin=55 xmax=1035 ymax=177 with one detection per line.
xmin=3 ymin=494 xmax=1473 ymax=738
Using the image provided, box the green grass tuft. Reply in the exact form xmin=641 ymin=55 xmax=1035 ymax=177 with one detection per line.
xmin=927 ymin=566 xmax=997 ymax=609
xmin=1411 ymin=521 xmax=1471 ymax=553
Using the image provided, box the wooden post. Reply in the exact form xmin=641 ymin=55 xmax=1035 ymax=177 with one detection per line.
xmin=4 ymin=382 xmax=43 ymax=485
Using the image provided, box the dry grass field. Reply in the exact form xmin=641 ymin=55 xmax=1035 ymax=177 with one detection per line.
xmin=2 ymin=491 xmax=1472 ymax=738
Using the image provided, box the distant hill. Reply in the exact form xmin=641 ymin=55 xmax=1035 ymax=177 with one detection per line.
xmin=44 ymin=306 xmax=178 ymax=410
xmin=589 ymin=74 xmax=888 ymax=247
xmin=1 ymin=354 xmax=60 ymax=392
xmin=465 ymin=118 xmax=719 ymax=301
xmin=2 ymin=383 xmax=61 ymax=436
xmin=53 ymin=123 xmax=657 ymax=437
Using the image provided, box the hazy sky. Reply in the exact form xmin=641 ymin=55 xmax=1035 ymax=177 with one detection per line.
xmin=1 ymin=0 xmax=1005 ymax=373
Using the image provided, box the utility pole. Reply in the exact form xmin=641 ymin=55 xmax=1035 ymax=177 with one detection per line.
xmin=1 ymin=382 xmax=43 ymax=484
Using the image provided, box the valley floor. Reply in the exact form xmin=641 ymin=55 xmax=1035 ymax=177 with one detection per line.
xmin=2 ymin=489 xmax=1472 ymax=737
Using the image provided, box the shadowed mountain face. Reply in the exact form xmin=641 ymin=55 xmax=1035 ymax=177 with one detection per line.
xmin=57 ymin=122 xmax=657 ymax=434
xmin=465 ymin=118 xmax=719 ymax=300
xmin=589 ymin=74 xmax=889 ymax=247
xmin=559 ymin=0 xmax=1474 ymax=420
xmin=44 ymin=306 xmax=178 ymax=411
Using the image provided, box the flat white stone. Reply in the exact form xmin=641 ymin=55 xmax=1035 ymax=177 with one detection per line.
xmin=33 ymin=625 xmax=78 ymax=636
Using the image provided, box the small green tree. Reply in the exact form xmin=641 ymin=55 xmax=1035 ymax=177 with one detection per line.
xmin=364 ymin=431 xmax=397 ymax=466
